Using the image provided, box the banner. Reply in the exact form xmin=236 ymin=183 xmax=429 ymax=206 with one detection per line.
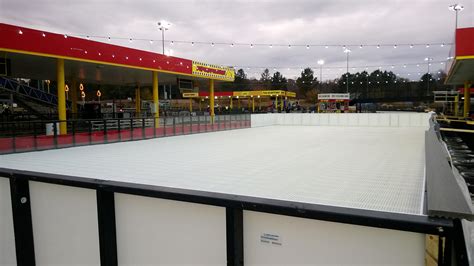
xmin=182 ymin=92 xmax=199 ymax=98
xmin=192 ymin=61 xmax=235 ymax=81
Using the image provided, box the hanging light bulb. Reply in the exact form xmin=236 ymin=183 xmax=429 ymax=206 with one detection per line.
xmin=42 ymin=33 xmax=46 ymax=37
xmin=129 ymin=38 xmax=133 ymax=43
xmin=393 ymin=45 xmax=397 ymax=48
xmin=441 ymin=43 xmax=445 ymax=47
xmin=64 ymin=34 xmax=68 ymax=38
xmin=410 ymin=44 xmax=414 ymax=48
xmin=18 ymin=29 xmax=23 ymax=35
xmin=230 ymin=43 xmax=234 ymax=47
xmin=306 ymin=45 xmax=310 ymax=49
xmin=359 ymin=45 xmax=363 ymax=49
xmin=377 ymin=45 xmax=380 ymax=49
xmin=108 ymin=36 xmax=111 ymax=42
xmin=325 ymin=45 xmax=329 ymax=49
xmin=149 ymin=40 xmax=153 ymax=44
xmin=250 ymin=44 xmax=253 ymax=48
xmin=426 ymin=44 xmax=430 ymax=48
xmin=171 ymin=41 xmax=174 ymax=45
xmin=269 ymin=44 xmax=273 ymax=48
xmin=288 ymin=44 xmax=291 ymax=49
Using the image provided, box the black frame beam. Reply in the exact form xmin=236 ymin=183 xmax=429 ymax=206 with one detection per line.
xmin=96 ymin=189 xmax=118 ymax=266
xmin=226 ymin=207 xmax=243 ymax=266
xmin=9 ymin=176 xmax=36 ymax=266
xmin=0 ymin=169 xmax=453 ymax=236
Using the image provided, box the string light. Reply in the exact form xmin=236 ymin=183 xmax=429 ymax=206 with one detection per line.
xmin=64 ymin=33 xmax=452 ymax=49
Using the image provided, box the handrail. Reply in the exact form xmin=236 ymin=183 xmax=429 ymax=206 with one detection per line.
xmin=0 ymin=114 xmax=252 ymax=154
xmin=0 ymin=76 xmax=71 ymax=108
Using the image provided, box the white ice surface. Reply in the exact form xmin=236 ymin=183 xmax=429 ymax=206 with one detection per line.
xmin=0 ymin=126 xmax=426 ymax=215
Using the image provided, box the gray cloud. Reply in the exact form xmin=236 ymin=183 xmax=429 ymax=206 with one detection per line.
xmin=1 ymin=0 xmax=473 ymax=80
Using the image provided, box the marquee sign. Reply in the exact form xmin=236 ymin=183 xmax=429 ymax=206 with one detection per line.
xmin=318 ymin=93 xmax=350 ymax=100
xmin=192 ymin=61 xmax=235 ymax=81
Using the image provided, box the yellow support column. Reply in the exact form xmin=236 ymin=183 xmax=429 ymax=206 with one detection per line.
xmin=189 ymin=98 xmax=193 ymax=112
xmin=238 ymin=98 xmax=240 ymax=110
xmin=152 ymin=71 xmax=159 ymax=128
xmin=275 ymin=96 xmax=278 ymax=111
xmin=209 ymin=79 xmax=215 ymax=123
xmin=230 ymin=97 xmax=233 ymax=110
xmin=135 ymin=85 xmax=141 ymax=117
xmin=464 ymin=82 xmax=471 ymax=118
xmin=252 ymin=96 xmax=255 ymax=113
xmin=56 ymin=58 xmax=67 ymax=134
xmin=70 ymin=79 xmax=78 ymax=118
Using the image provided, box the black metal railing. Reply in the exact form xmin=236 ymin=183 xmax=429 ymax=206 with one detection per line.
xmin=0 ymin=114 xmax=251 ymax=154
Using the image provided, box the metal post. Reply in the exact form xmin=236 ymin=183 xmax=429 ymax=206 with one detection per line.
xmin=72 ymin=120 xmax=76 ymax=146
xmin=164 ymin=116 xmax=167 ymax=137
xmin=118 ymin=119 xmax=122 ymax=142
xmin=130 ymin=118 xmax=134 ymax=141
xmin=320 ymin=65 xmax=323 ymax=88
xmin=10 ymin=177 xmax=36 ymax=266
xmin=190 ymin=114 xmax=193 ymax=134
xmin=198 ymin=115 xmax=200 ymax=132
xmin=103 ymin=119 xmax=108 ymax=143
xmin=88 ymin=121 xmax=92 ymax=145
xmin=53 ymin=122 xmax=58 ymax=148
xmin=173 ymin=117 xmax=176 ymax=135
xmin=346 ymin=53 xmax=349 ymax=93
xmin=161 ymin=29 xmax=165 ymax=54
xmin=135 ymin=85 xmax=141 ymax=117
xmin=96 ymin=190 xmax=118 ymax=266
xmin=12 ymin=122 xmax=16 ymax=152
xmin=33 ymin=121 xmax=38 ymax=150
xmin=427 ymin=63 xmax=430 ymax=96
xmin=141 ymin=118 xmax=145 ymax=139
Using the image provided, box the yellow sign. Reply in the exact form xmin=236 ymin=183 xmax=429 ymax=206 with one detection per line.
xmin=192 ymin=61 xmax=235 ymax=81
xmin=182 ymin=92 xmax=199 ymax=98
xmin=286 ymin=91 xmax=296 ymax=97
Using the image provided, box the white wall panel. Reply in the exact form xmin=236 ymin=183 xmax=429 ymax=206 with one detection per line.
xmin=252 ymin=113 xmax=431 ymax=128
xmin=29 ymin=181 xmax=100 ymax=266
xmin=0 ymin=177 xmax=16 ymax=266
xmin=115 ymin=193 xmax=226 ymax=266
xmin=244 ymin=211 xmax=425 ymax=266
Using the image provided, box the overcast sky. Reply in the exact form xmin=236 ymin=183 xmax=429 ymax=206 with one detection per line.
xmin=1 ymin=0 xmax=473 ymax=80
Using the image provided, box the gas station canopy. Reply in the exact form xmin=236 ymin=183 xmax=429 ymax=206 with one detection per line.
xmin=445 ymin=27 xmax=474 ymax=85
xmin=0 ymin=23 xmax=235 ymax=85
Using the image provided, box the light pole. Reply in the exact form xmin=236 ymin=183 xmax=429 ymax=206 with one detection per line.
xmin=157 ymin=20 xmax=172 ymax=55
xmin=317 ymin=59 xmax=324 ymax=89
xmin=424 ymin=57 xmax=433 ymax=96
xmin=449 ymin=4 xmax=464 ymax=29
xmin=343 ymin=48 xmax=351 ymax=93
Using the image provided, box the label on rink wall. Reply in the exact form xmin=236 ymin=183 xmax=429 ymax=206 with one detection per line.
xmin=260 ymin=233 xmax=282 ymax=246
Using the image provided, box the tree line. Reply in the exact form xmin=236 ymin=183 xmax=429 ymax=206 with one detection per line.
xmin=221 ymin=67 xmax=451 ymax=102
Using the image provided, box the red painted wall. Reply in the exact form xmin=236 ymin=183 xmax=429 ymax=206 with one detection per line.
xmin=456 ymin=28 xmax=474 ymax=57
xmin=0 ymin=23 xmax=193 ymax=75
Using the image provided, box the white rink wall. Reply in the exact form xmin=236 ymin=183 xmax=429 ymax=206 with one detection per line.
xmin=0 ymin=179 xmax=426 ymax=266
xmin=251 ymin=112 xmax=432 ymax=128
xmin=244 ymin=211 xmax=425 ymax=266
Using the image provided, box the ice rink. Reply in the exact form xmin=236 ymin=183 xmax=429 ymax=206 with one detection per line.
xmin=0 ymin=124 xmax=427 ymax=215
